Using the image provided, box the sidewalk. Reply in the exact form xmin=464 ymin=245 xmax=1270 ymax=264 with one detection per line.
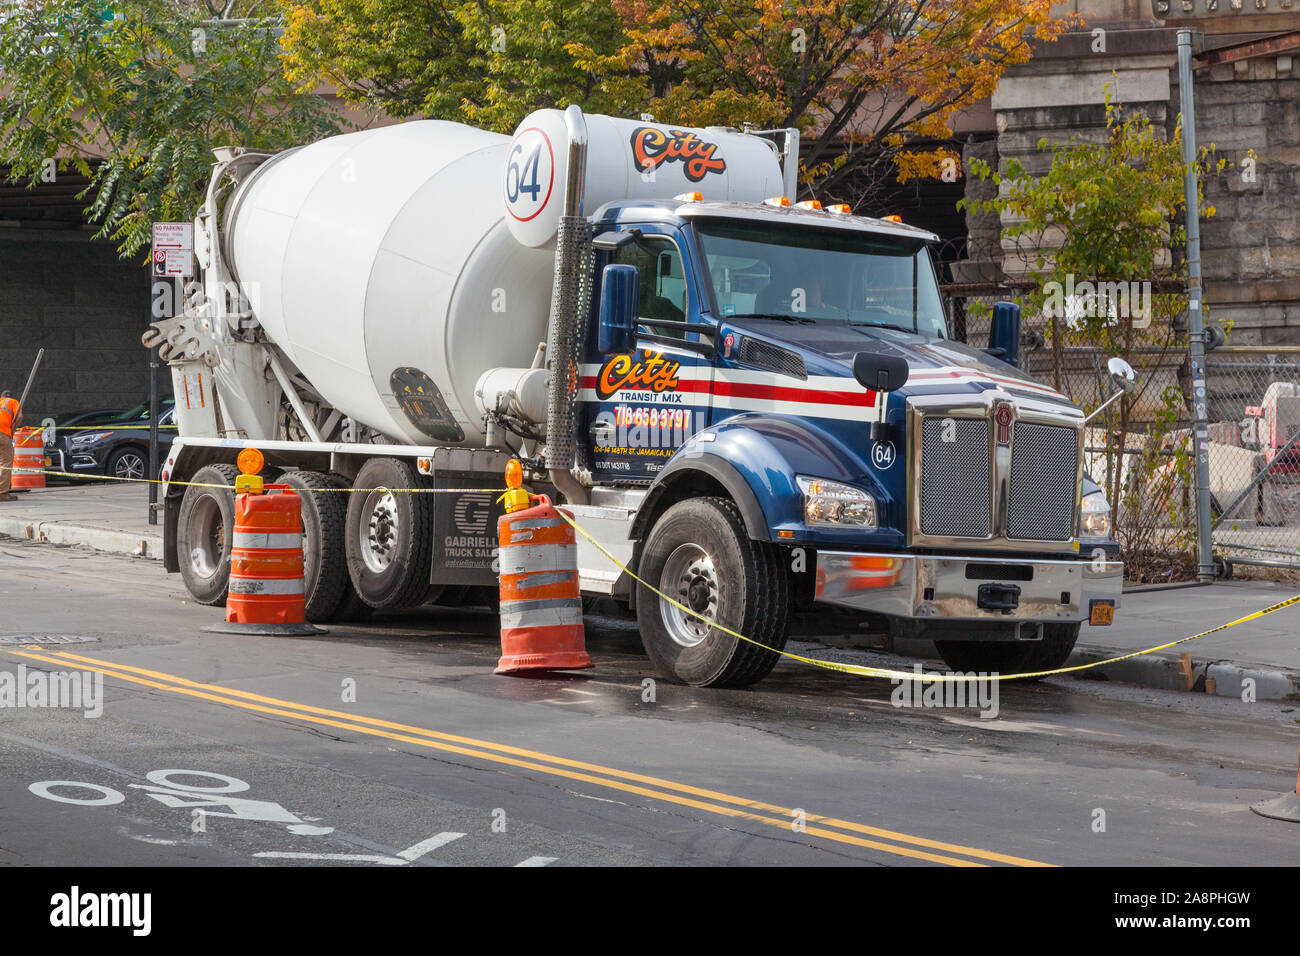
xmin=3 ymin=484 xmax=1298 ymax=699
xmin=0 ymin=483 xmax=162 ymax=559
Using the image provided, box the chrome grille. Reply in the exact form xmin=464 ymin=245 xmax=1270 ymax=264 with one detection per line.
xmin=1007 ymin=423 xmax=1078 ymax=540
xmin=920 ymin=418 xmax=991 ymax=537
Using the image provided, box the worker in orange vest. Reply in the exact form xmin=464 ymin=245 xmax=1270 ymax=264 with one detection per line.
xmin=0 ymin=390 xmax=22 ymax=501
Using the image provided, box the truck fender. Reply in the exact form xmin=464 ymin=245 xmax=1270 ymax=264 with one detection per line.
xmin=631 ymin=451 xmax=769 ymax=544
xmin=630 ymin=415 xmax=884 ymax=544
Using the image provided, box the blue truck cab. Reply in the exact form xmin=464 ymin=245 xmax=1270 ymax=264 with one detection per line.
xmin=572 ymin=196 xmax=1123 ymax=687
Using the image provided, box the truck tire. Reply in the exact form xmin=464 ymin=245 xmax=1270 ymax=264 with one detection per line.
xmin=278 ymin=470 xmax=352 ymax=622
xmin=345 ymin=457 xmax=434 ymax=610
xmin=176 ymin=464 xmax=239 ymax=606
xmin=934 ymin=623 xmax=1080 ymax=678
xmin=636 ymin=497 xmax=790 ymax=687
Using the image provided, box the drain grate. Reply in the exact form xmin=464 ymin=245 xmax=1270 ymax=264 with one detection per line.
xmin=0 ymin=634 xmax=102 ymax=645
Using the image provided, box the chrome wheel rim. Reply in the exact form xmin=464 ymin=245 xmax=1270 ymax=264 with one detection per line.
xmin=659 ymin=543 xmax=718 ymax=648
xmin=114 ymin=452 xmax=145 ymax=480
xmin=361 ymin=488 xmax=399 ymax=574
xmin=187 ymin=495 xmax=225 ymax=578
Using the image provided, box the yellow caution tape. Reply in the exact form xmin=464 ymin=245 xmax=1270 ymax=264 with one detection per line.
xmin=3 ymin=464 xmax=504 ymax=495
xmin=554 ymin=509 xmax=1300 ymax=683
xmin=7 ymin=458 xmax=1295 ymax=683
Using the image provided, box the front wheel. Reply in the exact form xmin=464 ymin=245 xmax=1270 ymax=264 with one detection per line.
xmin=935 ymin=623 xmax=1080 ymax=677
xmin=106 ymin=445 xmax=147 ymax=482
xmin=636 ymin=497 xmax=790 ymax=688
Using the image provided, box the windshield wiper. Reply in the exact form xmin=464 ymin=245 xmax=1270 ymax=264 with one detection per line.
xmin=849 ymin=320 xmax=917 ymax=334
xmin=728 ymin=312 xmax=815 ymax=325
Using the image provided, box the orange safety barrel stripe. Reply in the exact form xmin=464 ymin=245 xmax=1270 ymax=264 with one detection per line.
xmin=231 ymin=554 xmax=305 ymax=577
xmin=499 ymin=570 xmax=580 ymax=603
xmin=499 ymin=519 xmax=572 ymax=548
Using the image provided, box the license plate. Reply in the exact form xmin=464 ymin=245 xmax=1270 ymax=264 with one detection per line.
xmin=1089 ymin=599 xmax=1115 ymax=626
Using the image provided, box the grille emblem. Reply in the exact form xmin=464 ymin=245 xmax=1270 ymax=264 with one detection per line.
xmin=994 ymin=403 xmax=1014 ymax=445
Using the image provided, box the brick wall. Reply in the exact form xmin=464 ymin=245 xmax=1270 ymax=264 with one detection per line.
xmin=0 ymin=233 xmax=155 ymax=422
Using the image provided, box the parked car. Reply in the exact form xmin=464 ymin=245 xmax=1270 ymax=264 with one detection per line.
xmin=63 ymin=398 xmax=178 ymax=481
xmin=41 ymin=408 xmax=127 ymax=479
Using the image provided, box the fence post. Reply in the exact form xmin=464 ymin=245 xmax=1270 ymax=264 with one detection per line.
xmin=1177 ymin=29 xmax=1216 ymax=583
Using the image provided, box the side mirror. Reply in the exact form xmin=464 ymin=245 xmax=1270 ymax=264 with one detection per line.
xmin=1084 ymin=357 xmax=1141 ymax=424
xmin=1107 ymin=356 xmax=1137 ymax=392
xmin=598 ymin=264 xmax=639 ymax=355
xmin=852 ymin=352 xmax=909 ymax=393
xmin=852 ymin=351 xmax=909 ymax=441
xmin=988 ymin=301 xmax=1021 ymax=367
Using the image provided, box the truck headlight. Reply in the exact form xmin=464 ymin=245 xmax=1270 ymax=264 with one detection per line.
xmin=1080 ymin=490 xmax=1112 ymax=539
xmin=69 ymin=431 xmax=112 ymax=446
xmin=796 ymin=475 xmax=877 ymax=529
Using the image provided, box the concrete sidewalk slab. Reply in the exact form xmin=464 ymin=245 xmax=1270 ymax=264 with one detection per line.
xmin=0 ymin=483 xmax=162 ymax=559
xmin=3 ymin=484 xmax=1298 ymax=699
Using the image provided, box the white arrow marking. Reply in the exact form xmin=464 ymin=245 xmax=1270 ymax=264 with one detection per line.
xmin=253 ymin=832 xmax=466 ymax=866
xmin=397 ymin=832 xmax=465 ymax=861
xmin=514 ymin=856 xmax=558 ymax=867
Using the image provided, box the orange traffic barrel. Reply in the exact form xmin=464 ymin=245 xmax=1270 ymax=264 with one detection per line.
xmin=11 ymin=427 xmax=45 ymax=491
xmin=205 ymin=483 xmax=325 ymax=636
xmin=496 ymin=494 xmax=591 ymax=674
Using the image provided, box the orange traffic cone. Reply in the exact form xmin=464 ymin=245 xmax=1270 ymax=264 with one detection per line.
xmin=205 ymin=449 xmax=325 ymax=636
xmin=495 ymin=467 xmax=591 ymax=674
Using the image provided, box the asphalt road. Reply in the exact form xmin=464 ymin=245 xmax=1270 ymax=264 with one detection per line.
xmin=1 ymin=538 xmax=1297 ymax=867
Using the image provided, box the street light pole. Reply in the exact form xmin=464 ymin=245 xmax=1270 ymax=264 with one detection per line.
xmin=1177 ymin=29 xmax=1215 ymax=583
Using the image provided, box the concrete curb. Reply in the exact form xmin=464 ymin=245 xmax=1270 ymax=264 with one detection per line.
xmin=854 ymin=634 xmax=1300 ymax=701
xmin=0 ymin=516 xmax=163 ymax=560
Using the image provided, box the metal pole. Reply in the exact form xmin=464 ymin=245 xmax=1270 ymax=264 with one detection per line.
xmin=17 ymin=348 xmax=45 ymax=411
xmin=1178 ymin=29 xmax=1216 ymax=583
xmin=147 ymin=280 xmax=170 ymax=526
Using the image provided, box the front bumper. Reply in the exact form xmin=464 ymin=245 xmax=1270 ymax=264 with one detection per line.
xmin=815 ymin=550 xmax=1121 ymax=624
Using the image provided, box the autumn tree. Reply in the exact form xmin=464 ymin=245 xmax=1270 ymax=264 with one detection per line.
xmin=279 ymin=0 xmax=1067 ymax=206
xmin=0 ymin=0 xmax=341 ymax=256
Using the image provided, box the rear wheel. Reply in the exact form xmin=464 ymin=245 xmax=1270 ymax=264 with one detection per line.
xmin=935 ymin=623 xmax=1080 ymax=677
xmin=278 ymin=469 xmax=353 ymax=622
xmin=345 ymin=458 xmax=434 ymax=610
xmin=636 ymin=497 xmax=790 ymax=687
xmin=176 ymin=464 xmax=239 ymax=605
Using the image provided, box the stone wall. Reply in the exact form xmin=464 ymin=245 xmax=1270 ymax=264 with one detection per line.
xmin=0 ymin=232 xmax=153 ymax=422
xmin=966 ymin=23 xmax=1300 ymax=347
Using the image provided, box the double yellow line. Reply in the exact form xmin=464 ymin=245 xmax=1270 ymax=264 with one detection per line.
xmin=6 ymin=646 xmax=1050 ymax=867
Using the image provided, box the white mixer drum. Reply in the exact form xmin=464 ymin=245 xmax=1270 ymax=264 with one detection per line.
xmin=226 ymin=120 xmax=555 ymax=446
xmin=504 ymin=110 xmax=786 ymax=248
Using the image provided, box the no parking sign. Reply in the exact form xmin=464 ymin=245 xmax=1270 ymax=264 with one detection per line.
xmin=151 ymin=221 xmax=194 ymax=278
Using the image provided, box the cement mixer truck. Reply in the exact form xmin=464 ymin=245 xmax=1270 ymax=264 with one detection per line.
xmin=146 ymin=106 xmax=1125 ymax=687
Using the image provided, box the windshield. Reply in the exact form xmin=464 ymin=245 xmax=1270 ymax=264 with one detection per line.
xmin=113 ymin=398 xmax=175 ymax=422
xmin=693 ymin=219 xmax=947 ymax=336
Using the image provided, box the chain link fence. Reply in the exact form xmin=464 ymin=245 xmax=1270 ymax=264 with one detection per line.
xmin=1201 ymin=350 xmax=1300 ymax=572
xmin=942 ymin=287 xmax=1300 ymax=578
